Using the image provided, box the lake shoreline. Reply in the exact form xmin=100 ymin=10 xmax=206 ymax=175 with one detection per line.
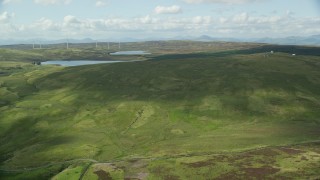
xmin=41 ymin=60 xmax=141 ymax=67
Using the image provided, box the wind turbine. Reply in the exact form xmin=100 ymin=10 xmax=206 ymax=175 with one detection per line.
xmin=66 ymin=33 xmax=70 ymax=49
xmin=67 ymin=38 xmax=69 ymax=49
xmin=119 ymin=41 xmax=121 ymax=50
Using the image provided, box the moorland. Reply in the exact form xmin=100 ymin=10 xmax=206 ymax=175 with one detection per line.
xmin=0 ymin=41 xmax=319 ymax=179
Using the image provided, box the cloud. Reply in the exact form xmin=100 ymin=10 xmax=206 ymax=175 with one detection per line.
xmin=232 ymin=12 xmax=249 ymax=23
xmin=30 ymin=17 xmax=59 ymax=31
xmin=33 ymin=0 xmax=72 ymax=5
xmin=183 ymin=0 xmax=262 ymax=4
xmin=2 ymin=0 xmax=21 ymax=4
xmin=1 ymin=12 xmax=320 ymax=39
xmin=154 ymin=5 xmax=182 ymax=14
xmin=0 ymin=11 xmax=14 ymax=23
xmin=95 ymin=0 xmax=107 ymax=7
xmin=191 ymin=16 xmax=211 ymax=24
xmin=63 ymin=15 xmax=79 ymax=24
xmin=136 ymin=15 xmax=158 ymax=24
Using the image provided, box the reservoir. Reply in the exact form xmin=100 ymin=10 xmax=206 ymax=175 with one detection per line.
xmin=110 ymin=51 xmax=151 ymax=55
xmin=42 ymin=60 xmax=129 ymax=67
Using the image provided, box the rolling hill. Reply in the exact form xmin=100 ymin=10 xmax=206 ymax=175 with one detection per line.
xmin=0 ymin=42 xmax=320 ymax=179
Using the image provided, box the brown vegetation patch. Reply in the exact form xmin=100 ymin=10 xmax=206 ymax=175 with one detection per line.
xmin=212 ymin=155 xmax=229 ymax=161
xmin=279 ymin=148 xmax=305 ymax=155
xmin=215 ymin=172 xmax=239 ymax=180
xmin=312 ymin=148 xmax=320 ymax=154
xmin=229 ymin=153 xmax=253 ymax=161
xmin=130 ymin=160 xmax=148 ymax=168
xmin=164 ymin=175 xmax=180 ymax=180
xmin=227 ymin=149 xmax=280 ymax=166
xmin=250 ymin=148 xmax=280 ymax=157
xmin=128 ymin=159 xmax=139 ymax=163
xmin=94 ymin=170 xmax=112 ymax=180
xmin=125 ymin=172 xmax=149 ymax=180
xmin=243 ymin=166 xmax=280 ymax=178
xmin=301 ymin=156 xmax=309 ymax=161
xmin=150 ymin=167 xmax=179 ymax=180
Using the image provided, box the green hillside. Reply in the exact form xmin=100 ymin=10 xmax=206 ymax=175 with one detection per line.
xmin=0 ymin=44 xmax=320 ymax=179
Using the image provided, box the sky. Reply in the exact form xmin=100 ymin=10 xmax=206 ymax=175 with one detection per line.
xmin=0 ymin=0 xmax=320 ymax=40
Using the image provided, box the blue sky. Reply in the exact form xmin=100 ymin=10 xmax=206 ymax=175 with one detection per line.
xmin=1 ymin=0 xmax=320 ymax=40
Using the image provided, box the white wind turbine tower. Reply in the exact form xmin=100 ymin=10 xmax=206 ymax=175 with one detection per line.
xmin=66 ymin=33 xmax=70 ymax=49
xmin=118 ymin=41 xmax=121 ymax=50
xmin=96 ymin=41 xmax=98 ymax=48
xmin=107 ymin=42 xmax=110 ymax=50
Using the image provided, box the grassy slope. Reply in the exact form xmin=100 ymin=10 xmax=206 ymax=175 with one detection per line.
xmin=0 ymin=47 xmax=147 ymax=62
xmin=0 ymin=44 xmax=320 ymax=179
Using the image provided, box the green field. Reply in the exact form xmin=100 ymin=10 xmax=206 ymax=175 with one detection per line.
xmin=0 ymin=42 xmax=320 ymax=179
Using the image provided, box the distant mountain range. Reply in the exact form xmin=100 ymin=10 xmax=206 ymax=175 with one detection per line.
xmin=251 ymin=35 xmax=320 ymax=46
xmin=194 ymin=35 xmax=320 ymax=46
xmin=1 ymin=35 xmax=320 ymax=46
